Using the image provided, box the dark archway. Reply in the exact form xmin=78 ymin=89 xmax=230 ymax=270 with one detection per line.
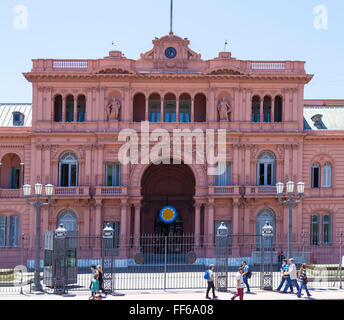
xmin=141 ymin=162 xmax=195 ymax=235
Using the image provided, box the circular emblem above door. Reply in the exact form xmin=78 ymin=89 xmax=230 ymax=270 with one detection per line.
xmin=165 ymin=47 xmax=177 ymax=59
xmin=159 ymin=206 xmax=178 ymax=224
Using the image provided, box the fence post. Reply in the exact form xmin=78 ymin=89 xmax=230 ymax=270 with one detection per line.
xmin=301 ymin=230 xmax=306 ymax=263
xmin=340 ymin=231 xmax=343 ymax=289
xmin=260 ymin=235 xmax=264 ymax=290
xmin=164 ymin=236 xmax=167 ymax=291
xmin=20 ymin=233 xmax=24 ymax=294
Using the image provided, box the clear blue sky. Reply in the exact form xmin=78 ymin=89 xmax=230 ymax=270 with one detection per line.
xmin=0 ymin=0 xmax=343 ymax=102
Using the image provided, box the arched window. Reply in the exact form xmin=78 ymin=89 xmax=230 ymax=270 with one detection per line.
xmin=58 ymin=209 xmax=77 ymax=231
xmin=311 ymin=163 xmax=320 ymax=188
xmin=251 ymin=96 xmax=260 ymax=122
xmin=274 ymin=96 xmax=282 ymax=122
xmin=256 ymin=209 xmax=275 ymax=248
xmin=322 ymin=214 xmax=332 ymax=245
xmin=65 ymin=95 xmax=74 ymax=122
xmin=148 ymin=93 xmax=161 ymax=123
xmin=310 ymin=214 xmax=320 ymax=245
xmin=164 ymin=93 xmax=176 ymax=123
xmin=194 ymin=93 xmax=206 ymax=122
xmin=77 ymin=95 xmax=86 ymax=122
xmin=323 ymin=163 xmax=332 ymax=188
xmin=263 ymin=96 xmax=271 ymax=123
xmin=59 ymin=152 xmax=78 ymax=187
xmin=1 ymin=153 xmax=22 ymax=189
xmin=257 ymin=152 xmax=275 ymax=186
xmin=54 ymin=95 xmax=62 ymax=122
xmin=179 ymin=93 xmax=191 ymax=123
xmin=133 ymin=93 xmax=146 ymax=122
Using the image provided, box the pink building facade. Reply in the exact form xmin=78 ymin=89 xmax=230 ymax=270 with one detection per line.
xmin=1 ymin=33 xmax=343 ymax=263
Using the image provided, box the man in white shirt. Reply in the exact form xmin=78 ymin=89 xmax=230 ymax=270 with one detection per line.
xmin=283 ymin=258 xmax=300 ymax=293
xmin=231 ymin=267 xmax=245 ymax=300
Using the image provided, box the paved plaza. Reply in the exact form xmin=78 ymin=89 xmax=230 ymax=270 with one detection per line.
xmin=0 ymin=287 xmax=343 ymax=300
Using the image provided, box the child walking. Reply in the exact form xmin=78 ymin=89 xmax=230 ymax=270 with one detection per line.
xmin=89 ymin=272 xmax=100 ymax=300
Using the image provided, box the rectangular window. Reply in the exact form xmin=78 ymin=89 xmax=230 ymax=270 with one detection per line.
xmin=149 ymin=102 xmax=160 ymax=123
xmin=164 ymin=102 xmax=176 ymax=123
xmin=322 ymin=215 xmax=332 ymax=245
xmin=70 ymin=164 xmax=77 ymax=186
xmin=215 ymin=162 xmax=231 ymax=186
xmin=8 ymin=216 xmax=19 ymax=248
xmin=106 ymin=163 xmax=121 ymax=186
xmin=312 ymin=167 xmax=320 ymax=188
xmin=0 ymin=216 xmax=6 ymax=248
xmin=60 ymin=164 xmax=69 ymax=187
xmin=259 ymin=163 xmax=265 ymax=185
xmin=311 ymin=214 xmax=320 ymax=245
xmin=9 ymin=168 xmax=21 ymax=189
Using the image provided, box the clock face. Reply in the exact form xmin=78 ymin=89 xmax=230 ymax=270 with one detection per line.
xmin=165 ymin=47 xmax=177 ymax=59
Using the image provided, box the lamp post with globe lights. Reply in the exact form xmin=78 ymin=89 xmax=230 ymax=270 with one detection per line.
xmin=276 ymin=181 xmax=304 ymax=260
xmin=23 ymin=183 xmax=54 ymax=291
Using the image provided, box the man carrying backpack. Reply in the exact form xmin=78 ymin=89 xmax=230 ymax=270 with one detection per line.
xmin=241 ymin=260 xmax=251 ymax=293
xmin=205 ymin=264 xmax=218 ymax=299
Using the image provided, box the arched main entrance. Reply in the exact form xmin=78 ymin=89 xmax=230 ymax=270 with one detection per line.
xmin=141 ymin=162 xmax=195 ymax=235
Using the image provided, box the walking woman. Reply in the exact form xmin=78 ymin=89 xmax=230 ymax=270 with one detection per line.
xmin=297 ymin=264 xmax=312 ymax=298
xmin=97 ymin=265 xmax=106 ymax=297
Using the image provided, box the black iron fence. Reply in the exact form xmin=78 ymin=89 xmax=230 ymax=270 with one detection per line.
xmin=0 ymin=232 xmax=343 ymax=294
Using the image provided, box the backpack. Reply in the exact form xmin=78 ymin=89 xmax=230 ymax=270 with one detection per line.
xmin=246 ymin=266 xmax=252 ymax=279
xmin=204 ymin=270 xmax=210 ymax=280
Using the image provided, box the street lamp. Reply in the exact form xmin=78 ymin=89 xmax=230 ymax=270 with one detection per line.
xmin=262 ymin=221 xmax=274 ymax=290
xmin=215 ymin=222 xmax=229 ymax=292
xmin=276 ymin=180 xmax=304 ymax=261
xmin=23 ymin=183 xmax=54 ymax=291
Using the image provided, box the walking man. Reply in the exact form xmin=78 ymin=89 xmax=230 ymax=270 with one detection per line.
xmin=276 ymin=259 xmax=289 ymax=291
xmin=231 ymin=267 xmax=245 ymax=300
xmin=205 ymin=264 xmax=218 ymax=299
xmin=241 ymin=260 xmax=251 ymax=293
xmin=283 ymin=258 xmax=300 ymax=293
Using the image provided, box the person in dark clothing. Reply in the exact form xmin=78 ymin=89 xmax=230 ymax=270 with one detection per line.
xmin=205 ymin=264 xmax=218 ymax=299
xmin=97 ymin=265 xmax=106 ymax=297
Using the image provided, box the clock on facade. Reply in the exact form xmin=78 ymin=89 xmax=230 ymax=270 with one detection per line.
xmin=165 ymin=47 xmax=177 ymax=59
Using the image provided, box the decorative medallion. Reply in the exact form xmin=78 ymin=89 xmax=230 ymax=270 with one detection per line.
xmin=159 ymin=206 xmax=178 ymax=224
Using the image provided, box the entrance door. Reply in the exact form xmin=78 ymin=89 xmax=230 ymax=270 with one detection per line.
xmin=141 ymin=162 xmax=195 ymax=235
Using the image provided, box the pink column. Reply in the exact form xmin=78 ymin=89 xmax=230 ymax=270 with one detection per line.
xmin=233 ymin=144 xmax=239 ymax=185
xmin=207 ymin=199 xmax=214 ymax=246
xmin=145 ymin=97 xmax=149 ymax=121
xmin=232 ymin=199 xmax=240 ymax=256
xmin=194 ymin=203 xmax=201 ymax=245
xmin=74 ymin=97 xmax=77 ymax=122
xmin=120 ymin=199 xmax=128 ymax=257
xmin=62 ymin=96 xmax=66 ymax=122
xmin=176 ymin=98 xmax=179 ymax=123
xmin=259 ymin=98 xmax=263 ymax=122
xmin=134 ymin=203 xmax=141 ymax=249
xmin=191 ymin=97 xmax=194 ymax=122
xmin=160 ymin=98 xmax=164 ymax=123
xmin=95 ymin=201 xmax=102 ymax=236
xmin=271 ymin=96 xmax=275 ymax=122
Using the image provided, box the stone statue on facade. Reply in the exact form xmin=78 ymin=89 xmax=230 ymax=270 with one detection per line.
xmin=217 ymin=98 xmax=232 ymax=121
xmin=106 ymin=98 xmax=121 ymax=120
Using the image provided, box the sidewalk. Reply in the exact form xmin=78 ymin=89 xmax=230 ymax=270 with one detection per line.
xmin=0 ymin=288 xmax=343 ymax=300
